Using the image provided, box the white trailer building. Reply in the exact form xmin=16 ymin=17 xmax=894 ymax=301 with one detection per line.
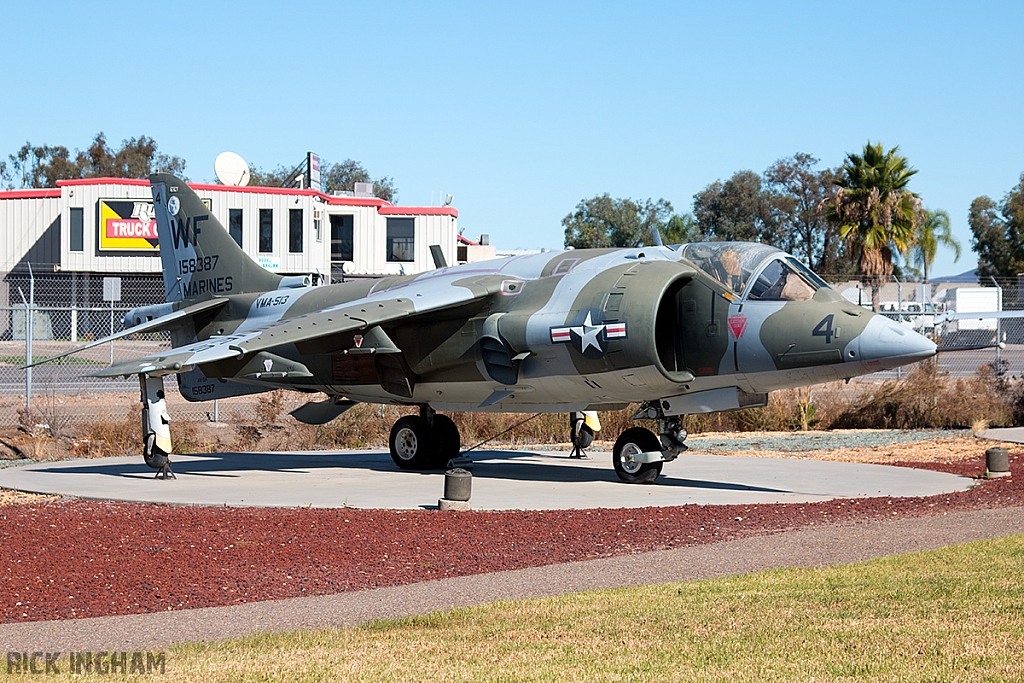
xmin=0 ymin=177 xmax=458 ymax=338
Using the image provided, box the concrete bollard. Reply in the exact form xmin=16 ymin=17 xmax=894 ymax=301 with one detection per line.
xmin=439 ymin=468 xmax=472 ymax=510
xmin=986 ymin=447 xmax=1011 ymax=478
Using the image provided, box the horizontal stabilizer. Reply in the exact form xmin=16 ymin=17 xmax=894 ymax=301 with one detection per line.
xmin=22 ymin=297 xmax=228 ymax=370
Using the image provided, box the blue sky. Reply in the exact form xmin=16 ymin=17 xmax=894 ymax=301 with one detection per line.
xmin=3 ymin=1 xmax=1022 ymax=277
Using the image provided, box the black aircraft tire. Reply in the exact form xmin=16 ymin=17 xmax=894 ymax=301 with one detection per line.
xmin=143 ymin=434 xmax=169 ymax=470
xmin=612 ymin=427 xmax=664 ymax=484
xmin=389 ymin=416 xmax=439 ymax=470
xmin=569 ymin=415 xmax=594 ymax=449
xmin=433 ymin=414 xmax=461 ymax=468
xmin=577 ymin=424 xmax=594 ymax=449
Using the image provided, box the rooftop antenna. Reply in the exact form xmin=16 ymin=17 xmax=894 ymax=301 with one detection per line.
xmin=214 ymin=151 xmax=251 ymax=187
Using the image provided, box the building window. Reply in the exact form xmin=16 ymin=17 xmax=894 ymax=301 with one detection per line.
xmin=330 ymin=215 xmax=353 ymax=263
xmin=289 ymin=208 xmax=303 ymax=253
xmin=70 ymin=207 xmax=84 ymax=252
xmin=259 ymin=209 xmax=273 ymax=253
xmin=386 ymin=217 xmax=415 ymax=262
xmin=229 ymin=209 xmax=243 ymax=248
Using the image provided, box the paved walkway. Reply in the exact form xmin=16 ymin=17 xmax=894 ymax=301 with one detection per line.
xmin=0 ymin=449 xmax=970 ymax=509
xmin=978 ymin=427 xmax=1024 ymax=443
xmin=2 ymin=506 xmax=1021 ymax=651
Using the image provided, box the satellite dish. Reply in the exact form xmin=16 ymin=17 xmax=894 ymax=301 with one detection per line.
xmin=214 ymin=151 xmax=251 ymax=187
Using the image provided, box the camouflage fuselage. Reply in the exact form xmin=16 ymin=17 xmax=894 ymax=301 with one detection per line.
xmin=184 ymin=244 xmax=933 ymax=413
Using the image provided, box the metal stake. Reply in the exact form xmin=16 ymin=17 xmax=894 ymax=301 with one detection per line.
xmin=992 ymin=276 xmax=1003 ymax=374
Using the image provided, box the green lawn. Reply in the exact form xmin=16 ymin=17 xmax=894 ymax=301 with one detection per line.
xmin=16 ymin=535 xmax=1024 ymax=681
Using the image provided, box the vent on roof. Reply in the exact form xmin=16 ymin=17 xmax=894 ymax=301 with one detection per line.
xmin=353 ymin=182 xmax=375 ymax=197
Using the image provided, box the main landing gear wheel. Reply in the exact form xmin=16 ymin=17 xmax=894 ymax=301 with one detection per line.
xmin=433 ymin=414 xmax=461 ymax=467
xmin=389 ymin=415 xmax=439 ymax=470
xmin=613 ymin=427 xmax=663 ymax=484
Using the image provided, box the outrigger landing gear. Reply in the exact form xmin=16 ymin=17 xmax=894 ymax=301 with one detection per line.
xmin=611 ymin=401 xmax=688 ymax=484
xmin=568 ymin=411 xmax=595 ymax=459
xmin=388 ymin=406 xmax=461 ymax=471
xmin=139 ymin=374 xmax=175 ymax=479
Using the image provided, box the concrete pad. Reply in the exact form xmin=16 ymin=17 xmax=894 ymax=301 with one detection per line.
xmin=0 ymin=449 xmax=971 ymax=509
xmin=977 ymin=427 xmax=1024 ymax=443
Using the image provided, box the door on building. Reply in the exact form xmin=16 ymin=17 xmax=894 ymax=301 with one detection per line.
xmin=330 ymin=215 xmax=354 ymax=280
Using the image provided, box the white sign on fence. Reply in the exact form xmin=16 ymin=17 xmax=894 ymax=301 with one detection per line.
xmin=102 ymin=277 xmax=122 ymax=302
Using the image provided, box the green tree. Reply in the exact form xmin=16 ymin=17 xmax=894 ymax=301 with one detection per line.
xmin=246 ymin=164 xmax=292 ymax=188
xmin=563 ymin=194 xmax=675 ymax=248
xmin=248 ymin=158 xmax=397 ymax=203
xmin=969 ymin=174 xmax=1024 ymax=279
xmin=321 ymin=159 xmax=397 ymax=203
xmin=692 ymin=170 xmax=773 ymax=243
xmin=762 ymin=153 xmax=853 ymax=276
xmin=824 ymin=142 xmax=920 ymax=311
xmin=663 ymin=212 xmax=700 ymax=244
xmin=1 ymin=133 xmax=185 ymax=188
xmin=911 ymin=208 xmax=961 ymax=283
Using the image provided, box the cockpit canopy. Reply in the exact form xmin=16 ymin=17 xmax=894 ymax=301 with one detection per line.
xmin=676 ymin=241 xmax=830 ymax=301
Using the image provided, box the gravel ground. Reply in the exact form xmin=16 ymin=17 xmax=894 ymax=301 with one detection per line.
xmin=688 ymin=429 xmax=967 ymax=452
xmin=0 ymin=459 xmax=35 ymax=469
xmin=1 ymin=448 xmax=1021 ymax=625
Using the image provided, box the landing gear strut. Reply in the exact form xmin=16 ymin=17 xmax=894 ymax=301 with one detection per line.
xmin=139 ymin=374 xmax=174 ymax=479
xmin=610 ymin=401 xmax=688 ymax=484
xmin=388 ymin=406 xmax=461 ymax=471
xmin=568 ymin=411 xmax=595 ymax=459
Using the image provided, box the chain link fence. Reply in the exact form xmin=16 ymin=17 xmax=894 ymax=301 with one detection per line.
xmin=0 ymin=268 xmax=249 ymax=427
xmin=1 ymin=265 xmax=1021 ymax=427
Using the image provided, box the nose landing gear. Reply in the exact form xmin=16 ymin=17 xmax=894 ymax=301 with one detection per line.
xmin=568 ymin=411 xmax=598 ymax=459
xmin=610 ymin=401 xmax=689 ymax=484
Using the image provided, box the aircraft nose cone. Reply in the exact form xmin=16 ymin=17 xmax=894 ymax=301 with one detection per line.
xmin=853 ymin=314 xmax=937 ymax=370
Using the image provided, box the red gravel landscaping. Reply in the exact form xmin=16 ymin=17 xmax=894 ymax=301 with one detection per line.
xmin=2 ymin=455 xmax=1022 ymax=624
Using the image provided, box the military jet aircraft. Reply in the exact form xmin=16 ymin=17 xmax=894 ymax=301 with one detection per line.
xmin=29 ymin=173 xmax=940 ymax=483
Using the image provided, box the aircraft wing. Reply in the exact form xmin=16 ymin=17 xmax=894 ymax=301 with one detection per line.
xmin=89 ymin=275 xmax=503 ymax=378
xmin=23 ymin=297 xmax=229 ymax=370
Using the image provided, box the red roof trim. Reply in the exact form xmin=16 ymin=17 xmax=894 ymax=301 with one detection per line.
xmin=0 ymin=188 xmax=61 ymax=199
xmin=187 ymin=182 xmax=388 ymax=206
xmin=57 ymin=177 xmax=150 ymax=187
xmin=457 ymin=234 xmax=478 ymax=245
xmin=325 ymin=195 xmax=389 ymax=208
xmin=379 ymin=206 xmax=458 ymax=218
xmin=16 ymin=177 xmax=456 ymax=217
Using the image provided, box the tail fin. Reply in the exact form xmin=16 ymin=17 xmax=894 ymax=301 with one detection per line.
xmin=150 ymin=173 xmax=282 ymax=302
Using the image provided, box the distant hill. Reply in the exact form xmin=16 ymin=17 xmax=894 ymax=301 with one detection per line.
xmin=931 ymin=268 xmax=979 ymax=284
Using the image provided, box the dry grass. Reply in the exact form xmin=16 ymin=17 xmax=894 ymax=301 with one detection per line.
xmin=76 ymin=402 xmax=142 ymax=458
xmin=828 ymin=362 xmax=1018 ymax=430
xmin=0 ymin=487 xmax=58 ymax=505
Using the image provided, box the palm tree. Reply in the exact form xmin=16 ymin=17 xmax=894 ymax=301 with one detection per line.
xmin=911 ymin=208 xmax=961 ymax=283
xmin=825 ymin=142 xmax=920 ymax=311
